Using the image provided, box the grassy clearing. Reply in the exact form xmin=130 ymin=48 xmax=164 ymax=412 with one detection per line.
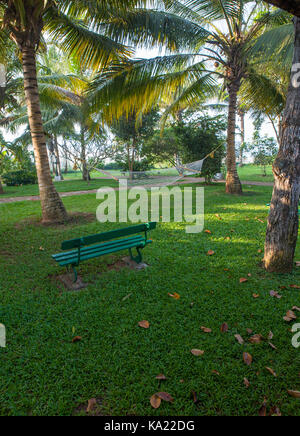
xmin=63 ymin=170 xmax=112 ymax=180
xmin=238 ymin=165 xmax=274 ymax=183
xmin=0 ymin=184 xmax=299 ymax=416
xmin=0 ymin=165 xmax=274 ymax=199
xmin=0 ymin=178 xmax=118 ymax=198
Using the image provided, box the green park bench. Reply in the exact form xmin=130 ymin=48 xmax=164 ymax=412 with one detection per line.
xmin=52 ymin=222 xmax=157 ymax=282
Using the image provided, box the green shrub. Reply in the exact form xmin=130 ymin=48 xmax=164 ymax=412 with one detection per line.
xmin=2 ymin=170 xmax=38 ymax=186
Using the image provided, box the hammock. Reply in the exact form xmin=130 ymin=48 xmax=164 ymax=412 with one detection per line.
xmin=93 ymin=145 xmax=222 ymax=188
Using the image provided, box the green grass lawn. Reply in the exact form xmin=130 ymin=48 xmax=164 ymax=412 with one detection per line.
xmin=0 ymin=165 xmax=274 ymax=199
xmin=0 ymin=178 xmax=118 ymax=198
xmin=63 ymin=170 xmax=112 ymax=180
xmin=0 ymin=184 xmax=299 ymax=416
xmin=238 ymin=165 xmax=274 ymax=183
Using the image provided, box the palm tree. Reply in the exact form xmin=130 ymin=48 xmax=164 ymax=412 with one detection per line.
xmin=163 ymin=0 xmax=279 ymax=194
xmin=0 ymin=0 xmax=198 ymax=222
xmin=91 ymin=1 xmax=278 ymax=195
xmin=6 ymin=67 xmax=108 ymax=181
xmin=238 ymin=8 xmax=292 ymax=141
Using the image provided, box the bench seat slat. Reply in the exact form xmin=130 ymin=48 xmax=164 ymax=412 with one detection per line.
xmin=61 ymin=222 xmax=157 ymax=250
xmin=52 ymin=235 xmax=144 ymax=262
xmin=58 ymin=239 xmax=150 ymax=267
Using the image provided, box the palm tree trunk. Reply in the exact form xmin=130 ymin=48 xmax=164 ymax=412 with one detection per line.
xmin=80 ymin=128 xmax=90 ymax=182
xmin=264 ymin=17 xmax=300 ymax=272
xmin=64 ymin=145 xmax=68 ymax=174
xmin=21 ymin=46 xmax=67 ymax=223
xmin=226 ymin=85 xmax=243 ymax=194
xmin=54 ymin=135 xmax=63 ymax=181
xmin=239 ymin=108 xmax=245 ymax=167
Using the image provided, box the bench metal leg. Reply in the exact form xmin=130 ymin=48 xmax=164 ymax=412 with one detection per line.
xmin=129 ymin=247 xmax=143 ymax=264
xmin=71 ymin=265 xmax=78 ymax=283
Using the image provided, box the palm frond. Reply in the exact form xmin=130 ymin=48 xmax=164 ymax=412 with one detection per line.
xmin=44 ymin=7 xmax=133 ymax=71
xmin=88 ymin=54 xmax=206 ymax=121
xmin=185 ymin=0 xmax=246 ymax=22
xmin=240 ymin=71 xmax=286 ymax=115
xmin=99 ymin=9 xmax=210 ymax=52
xmin=160 ymin=72 xmax=218 ymax=128
xmin=250 ymin=23 xmax=294 ymax=67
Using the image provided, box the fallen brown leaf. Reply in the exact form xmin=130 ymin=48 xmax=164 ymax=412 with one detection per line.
xmin=239 ymin=278 xmax=248 ymax=283
xmin=292 ymin=306 xmax=300 ymax=312
xmin=268 ymin=331 xmax=274 ymax=340
xmin=244 ymin=378 xmax=250 ymax=388
xmin=201 ymin=326 xmax=212 ymax=333
xmin=249 ymin=334 xmax=263 ymax=344
xmin=287 ymin=390 xmax=300 ymax=398
xmin=168 ymin=292 xmax=180 ymax=300
xmin=204 ymin=230 xmax=212 ymax=234
xmin=266 ymin=367 xmax=277 ymax=377
xmin=156 ymin=392 xmax=174 ymax=402
xmin=191 ymin=390 xmax=198 ymax=404
xmin=235 ymin=334 xmax=245 ymax=345
xmin=191 ymin=349 xmax=205 ymax=356
xmin=72 ymin=336 xmax=82 ymax=343
xmin=270 ymin=290 xmax=282 ymax=299
xmin=150 ymin=394 xmax=161 ymax=409
xmin=156 ymin=374 xmax=167 ymax=380
xmin=139 ymin=320 xmax=150 ymax=329
xmin=290 ymin=285 xmax=300 ymax=289
xmin=243 ymin=352 xmax=253 ymax=366
xmin=283 ymin=310 xmax=297 ymax=322
xmin=253 ymin=294 xmax=260 ymax=299
xmin=259 ymin=398 xmax=268 ymax=416
xmin=269 ymin=342 xmax=277 ymax=350
xmin=86 ymin=398 xmax=97 ymax=413
xmin=207 ymin=250 xmax=215 ymax=256
xmin=221 ymin=323 xmax=229 ymax=333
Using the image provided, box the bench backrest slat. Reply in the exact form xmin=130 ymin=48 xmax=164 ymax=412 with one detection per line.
xmin=61 ymin=222 xmax=156 ymax=251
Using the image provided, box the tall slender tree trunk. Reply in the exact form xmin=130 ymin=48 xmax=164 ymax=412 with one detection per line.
xmin=226 ymin=84 xmax=243 ymax=194
xmin=80 ymin=127 xmax=90 ymax=182
xmin=239 ymin=108 xmax=245 ymax=167
xmin=21 ymin=47 xmax=67 ymax=223
xmin=63 ymin=145 xmax=68 ymax=174
xmin=264 ymin=18 xmax=300 ymax=272
xmin=127 ymin=144 xmax=133 ymax=180
xmin=0 ymin=179 xmax=4 ymax=194
xmin=47 ymin=140 xmax=56 ymax=175
xmin=54 ymin=135 xmax=63 ymax=180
